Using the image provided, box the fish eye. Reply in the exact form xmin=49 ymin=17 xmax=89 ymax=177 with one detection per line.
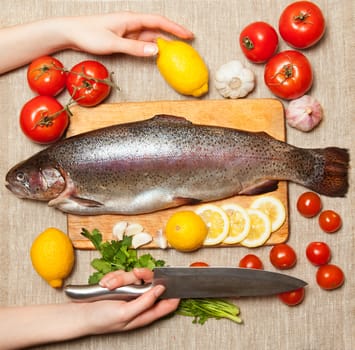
xmin=16 ymin=172 xmax=26 ymax=182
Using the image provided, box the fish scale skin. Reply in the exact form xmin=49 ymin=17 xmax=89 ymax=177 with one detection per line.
xmin=5 ymin=115 xmax=349 ymax=215
xmin=47 ymin=121 xmax=282 ymax=195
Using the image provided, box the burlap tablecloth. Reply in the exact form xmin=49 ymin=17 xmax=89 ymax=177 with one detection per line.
xmin=0 ymin=1 xmax=354 ymax=349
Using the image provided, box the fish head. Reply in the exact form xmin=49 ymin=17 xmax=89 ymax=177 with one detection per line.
xmin=5 ymin=159 xmax=66 ymax=201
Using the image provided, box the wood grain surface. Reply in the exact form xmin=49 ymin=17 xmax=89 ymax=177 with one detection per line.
xmin=66 ymin=99 xmax=289 ymax=249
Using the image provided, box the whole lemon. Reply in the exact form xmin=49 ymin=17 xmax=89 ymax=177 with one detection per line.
xmin=156 ymin=38 xmax=209 ymax=97
xmin=165 ymin=211 xmax=208 ymax=251
xmin=30 ymin=227 xmax=75 ymax=288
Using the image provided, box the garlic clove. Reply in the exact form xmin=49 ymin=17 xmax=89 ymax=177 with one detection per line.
xmin=131 ymin=232 xmax=153 ymax=249
xmin=112 ymin=221 xmax=128 ymax=240
xmin=125 ymin=223 xmax=144 ymax=236
xmin=154 ymin=228 xmax=168 ymax=249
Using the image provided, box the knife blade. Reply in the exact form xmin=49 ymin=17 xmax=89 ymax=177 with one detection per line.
xmin=64 ymin=267 xmax=307 ymax=302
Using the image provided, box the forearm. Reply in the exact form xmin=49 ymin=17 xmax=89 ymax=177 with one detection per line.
xmin=0 ymin=303 xmax=91 ymax=349
xmin=0 ymin=18 xmax=69 ymax=74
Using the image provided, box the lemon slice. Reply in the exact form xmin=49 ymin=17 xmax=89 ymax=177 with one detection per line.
xmin=221 ymin=203 xmax=251 ymax=244
xmin=250 ymin=196 xmax=286 ymax=232
xmin=195 ymin=204 xmax=230 ymax=246
xmin=240 ymin=209 xmax=272 ymax=248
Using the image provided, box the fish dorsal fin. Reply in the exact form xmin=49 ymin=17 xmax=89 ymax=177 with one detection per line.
xmin=151 ymin=114 xmax=193 ymax=125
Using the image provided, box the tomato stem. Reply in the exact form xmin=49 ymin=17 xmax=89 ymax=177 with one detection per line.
xmin=33 ymin=109 xmax=65 ymax=129
xmin=293 ymin=11 xmax=310 ymax=22
xmin=36 ymin=62 xmax=120 ymax=91
xmin=32 ymin=100 xmax=75 ymax=130
xmin=242 ymin=37 xmax=254 ymax=50
xmin=31 ymin=62 xmax=63 ymax=81
xmin=68 ymin=66 xmax=120 ymax=91
xmin=283 ymin=64 xmax=294 ymax=79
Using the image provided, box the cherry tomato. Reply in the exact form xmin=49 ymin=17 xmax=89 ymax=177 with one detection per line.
xmin=190 ymin=261 xmax=209 ymax=267
xmin=279 ymin=1 xmax=326 ymax=49
xmin=66 ymin=60 xmax=112 ymax=107
xmin=239 ymin=21 xmax=279 ymax=63
xmin=319 ymin=210 xmax=342 ymax=233
xmin=264 ymin=50 xmax=313 ymax=100
xmin=306 ymin=242 xmax=331 ymax=266
xmin=19 ymin=96 xmax=69 ymax=144
xmin=238 ymin=254 xmax=264 ymax=269
xmin=316 ymin=264 xmax=344 ymax=290
xmin=278 ymin=287 xmax=305 ymax=306
xmin=269 ymin=243 xmax=297 ymax=270
xmin=27 ymin=56 xmax=67 ymax=96
xmin=296 ymin=191 xmax=322 ymax=218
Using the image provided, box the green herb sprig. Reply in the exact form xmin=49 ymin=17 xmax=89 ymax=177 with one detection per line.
xmin=81 ymin=228 xmax=164 ymax=284
xmin=176 ymin=298 xmax=242 ymax=325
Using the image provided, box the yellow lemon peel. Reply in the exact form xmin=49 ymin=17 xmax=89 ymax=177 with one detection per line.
xmin=30 ymin=227 xmax=74 ymax=288
xmin=156 ymin=38 xmax=209 ymax=97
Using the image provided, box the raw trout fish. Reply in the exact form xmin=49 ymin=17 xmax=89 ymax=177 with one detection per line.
xmin=5 ymin=115 xmax=349 ymax=215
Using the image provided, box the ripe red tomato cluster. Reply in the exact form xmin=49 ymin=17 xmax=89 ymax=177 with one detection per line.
xmin=297 ymin=192 xmax=342 ymax=233
xmin=306 ymin=242 xmax=344 ymax=290
xmin=239 ymin=1 xmax=325 ymax=100
xmin=20 ymin=56 xmax=114 ymax=144
xmin=296 ymin=191 xmax=345 ymax=290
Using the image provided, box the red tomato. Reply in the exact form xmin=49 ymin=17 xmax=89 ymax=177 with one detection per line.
xmin=27 ymin=56 xmax=67 ymax=96
xmin=316 ymin=264 xmax=344 ymax=290
xmin=319 ymin=210 xmax=342 ymax=233
xmin=66 ymin=60 xmax=112 ymax=107
xmin=279 ymin=1 xmax=326 ymax=49
xmin=269 ymin=243 xmax=297 ymax=270
xmin=306 ymin=242 xmax=331 ymax=266
xmin=238 ymin=254 xmax=264 ymax=269
xmin=19 ymin=96 xmax=69 ymax=144
xmin=264 ymin=50 xmax=313 ymax=100
xmin=278 ymin=287 xmax=305 ymax=306
xmin=190 ymin=261 xmax=209 ymax=267
xmin=239 ymin=21 xmax=279 ymax=63
xmin=296 ymin=191 xmax=322 ymax=218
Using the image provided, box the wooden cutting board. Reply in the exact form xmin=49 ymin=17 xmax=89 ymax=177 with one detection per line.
xmin=66 ymin=99 xmax=289 ymax=249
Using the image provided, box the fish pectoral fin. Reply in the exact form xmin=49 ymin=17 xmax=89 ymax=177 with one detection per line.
xmin=49 ymin=195 xmax=103 ymax=208
xmin=172 ymin=196 xmax=202 ymax=206
xmin=239 ymin=180 xmax=279 ymax=195
xmin=69 ymin=196 xmax=104 ymax=207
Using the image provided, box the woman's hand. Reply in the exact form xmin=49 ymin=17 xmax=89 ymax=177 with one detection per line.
xmin=85 ymin=268 xmax=180 ymax=334
xmin=0 ymin=12 xmax=193 ymax=73
xmin=65 ymin=12 xmax=194 ymax=56
xmin=0 ymin=268 xmax=179 ymax=349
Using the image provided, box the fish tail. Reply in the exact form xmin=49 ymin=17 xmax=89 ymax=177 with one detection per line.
xmin=306 ymin=147 xmax=349 ymax=197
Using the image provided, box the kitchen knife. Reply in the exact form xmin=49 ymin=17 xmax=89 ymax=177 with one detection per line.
xmin=65 ymin=267 xmax=307 ymax=302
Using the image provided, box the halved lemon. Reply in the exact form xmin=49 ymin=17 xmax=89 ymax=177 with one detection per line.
xmin=250 ymin=196 xmax=286 ymax=232
xmin=221 ymin=203 xmax=251 ymax=244
xmin=240 ymin=209 xmax=272 ymax=248
xmin=195 ymin=204 xmax=230 ymax=246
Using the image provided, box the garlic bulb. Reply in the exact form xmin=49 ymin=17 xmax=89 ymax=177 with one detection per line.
xmin=286 ymin=95 xmax=323 ymax=132
xmin=214 ymin=60 xmax=255 ymax=99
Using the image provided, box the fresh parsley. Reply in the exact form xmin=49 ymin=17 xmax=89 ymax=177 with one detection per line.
xmin=81 ymin=228 xmax=165 ymax=284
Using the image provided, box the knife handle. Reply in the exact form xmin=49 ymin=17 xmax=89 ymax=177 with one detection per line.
xmin=64 ymin=283 xmax=153 ymax=302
